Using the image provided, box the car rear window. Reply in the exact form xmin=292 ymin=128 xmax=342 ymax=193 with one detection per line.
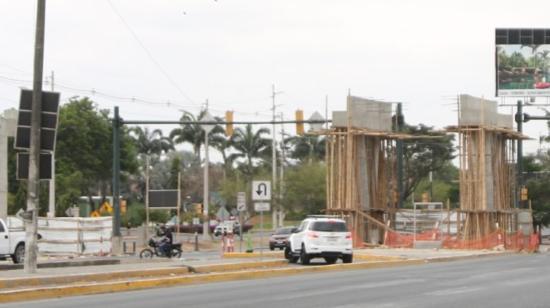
xmin=275 ymin=228 xmax=293 ymax=235
xmin=310 ymin=221 xmax=347 ymax=232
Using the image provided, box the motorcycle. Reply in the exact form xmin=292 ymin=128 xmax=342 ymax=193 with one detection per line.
xmin=139 ymin=238 xmax=182 ymax=259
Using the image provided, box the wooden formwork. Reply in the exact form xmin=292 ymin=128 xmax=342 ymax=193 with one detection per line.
xmin=324 ymin=127 xmax=403 ymax=246
xmin=448 ymin=125 xmax=525 ymax=240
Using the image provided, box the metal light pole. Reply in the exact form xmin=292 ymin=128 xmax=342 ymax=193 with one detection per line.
xmin=516 ymin=100 xmax=523 ymax=208
xmin=48 ymin=71 xmax=55 ymax=217
xmin=271 ymin=85 xmax=282 ymax=229
xmin=201 ymin=111 xmax=215 ymax=240
xmin=25 ymin=0 xmax=46 ymax=274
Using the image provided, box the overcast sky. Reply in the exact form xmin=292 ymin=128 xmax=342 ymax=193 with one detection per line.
xmin=2 ymin=0 xmax=550 ymax=156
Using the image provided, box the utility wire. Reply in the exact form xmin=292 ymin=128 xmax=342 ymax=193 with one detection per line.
xmin=105 ymin=0 xmax=195 ymax=105
xmin=0 ymin=74 xmax=272 ymax=118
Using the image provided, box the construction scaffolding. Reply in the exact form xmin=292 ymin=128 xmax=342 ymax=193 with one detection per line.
xmin=322 ymin=94 xmax=538 ymax=251
xmin=324 ymin=95 xmax=404 ymax=246
xmin=446 ymin=94 xmax=530 ymax=242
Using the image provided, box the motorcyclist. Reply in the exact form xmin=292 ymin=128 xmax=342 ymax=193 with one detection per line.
xmin=158 ymin=225 xmax=173 ymax=257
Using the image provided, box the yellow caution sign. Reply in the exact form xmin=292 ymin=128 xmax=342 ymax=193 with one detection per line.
xmin=100 ymin=201 xmax=113 ymax=214
xmin=90 ymin=210 xmax=101 ymax=218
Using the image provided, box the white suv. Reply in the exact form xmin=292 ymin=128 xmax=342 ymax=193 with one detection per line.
xmin=286 ymin=216 xmax=353 ymax=265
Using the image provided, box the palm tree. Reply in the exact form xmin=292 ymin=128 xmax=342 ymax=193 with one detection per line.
xmin=169 ymin=110 xmax=224 ymax=162
xmin=285 ymin=135 xmax=325 ymax=163
xmin=210 ymin=134 xmax=236 ymax=179
xmin=130 ymin=127 xmax=174 ymax=156
xmin=129 ymin=127 xmax=174 ymax=202
xmin=230 ymin=124 xmax=271 ymax=178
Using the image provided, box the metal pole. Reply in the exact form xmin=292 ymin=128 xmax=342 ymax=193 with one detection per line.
xmin=202 ymin=129 xmax=210 ymax=240
xmin=260 ymin=210 xmax=263 ymax=260
xmin=271 ymin=84 xmax=277 ymax=230
xmin=279 ymin=112 xmax=286 ymax=228
xmin=413 ymin=202 xmax=416 ymax=248
xmin=24 ymin=0 xmax=46 ymax=274
xmin=177 ymin=171 xmax=181 ymax=237
xmin=48 ymin=70 xmax=55 ymax=217
xmin=429 ymin=171 xmax=433 ymax=202
xmin=396 ymin=103 xmax=404 ymax=208
xmin=112 ymin=106 xmax=121 ymax=238
xmin=145 ymin=155 xmax=150 ymax=240
xmin=239 ymin=211 xmax=243 ymax=252
xmin=516 ymin=100 xmax=523 ymax=208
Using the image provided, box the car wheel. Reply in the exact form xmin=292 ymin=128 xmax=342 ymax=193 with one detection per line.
xmin=324 ymin=257 xmax=337 ymax=264
xmin=300 ymin=244 xmax=310 ymax=265
xmin=342 ymin=254 xmax=353 ymax=264
xmin=269 ymin=245 xmax=275 ymax=251
xmin=11 ymin=243 xmax=25 ymax=264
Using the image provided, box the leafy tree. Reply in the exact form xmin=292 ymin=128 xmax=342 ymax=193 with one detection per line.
xmin=523 ymin=153 xmax=550 ymax=232
xmin=285 ymin=135 xmax=325 ymax=163
xmin=402 ymin=124 xmax=455 ymax=202
xmin=55 ymin=97 xmax=138 ymax=214
xmin=229 ymin=124 xmax=272 ymax=179
xmin=282 ymin=162 xmax=326 ymax=216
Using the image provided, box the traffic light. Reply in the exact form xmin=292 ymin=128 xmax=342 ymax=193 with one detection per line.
xmin=295 ymin=109 xmax=304 ymax=135
xmin=225 ymin=111 xmax=234 ymax=137
xmin=521 ymin=187 xmax=528 ymax=201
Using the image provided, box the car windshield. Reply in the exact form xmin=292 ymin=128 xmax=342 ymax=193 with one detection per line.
xmin=310 ymin=221 xmax=347 ymax=232
xmin=275 ymin=228 xmax=293 ymax=235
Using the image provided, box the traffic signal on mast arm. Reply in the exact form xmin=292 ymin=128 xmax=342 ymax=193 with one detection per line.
xmin=225 ymin=111 xmax=234 ymax=137
xmin=296 ymin=109 xmax=304 ymax=135
xmin=520 ymin=187 xmax=528 ymax=201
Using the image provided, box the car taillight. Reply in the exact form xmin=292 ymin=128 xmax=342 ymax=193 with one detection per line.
xmin=307 ymin=232 xmax=319 ymax=239
xmin=345 ymin=233 xmax=352 ymax=239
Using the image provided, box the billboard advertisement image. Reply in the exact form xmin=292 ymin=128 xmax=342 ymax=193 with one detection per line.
xmin=497 ymin=44 xmax=550 ymax=96
xmin=496 ymin=29 xmax=550 ymax=97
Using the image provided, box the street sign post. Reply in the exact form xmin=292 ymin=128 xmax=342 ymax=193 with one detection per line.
xmin=237 ymin=191 xmax=246 ymax=251
xmin=252 ymin=181 xmax=271 ymax=201
xmin=254 ymin=202 xmax=270 ymax=212
xmin=237 ymin=192 xmax=246 ymax=211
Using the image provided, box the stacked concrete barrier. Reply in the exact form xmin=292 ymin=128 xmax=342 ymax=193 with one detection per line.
xmin=37 ymin=217 xmax=112 ymax=256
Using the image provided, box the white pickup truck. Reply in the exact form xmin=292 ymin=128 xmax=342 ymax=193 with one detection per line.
xmin=0 ymin=217 xmax=27 ymax=263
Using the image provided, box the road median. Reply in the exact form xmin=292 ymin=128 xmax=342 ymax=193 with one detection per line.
xmin=0 ymin=251 xmax=516 ymax=303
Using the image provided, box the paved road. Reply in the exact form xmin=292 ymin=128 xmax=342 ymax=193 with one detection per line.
xmin=3 ymin=254 xmax=550 ymax=308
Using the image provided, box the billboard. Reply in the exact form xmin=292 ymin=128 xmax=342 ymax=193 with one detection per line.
xmin=496 ymin=29 xmax=550 ymax=97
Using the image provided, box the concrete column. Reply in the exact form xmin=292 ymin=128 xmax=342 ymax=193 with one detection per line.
xmin=0 ymin=109 xmax=17 ymax=221
xmin=0 ymin=118 xmax=7 ymax=221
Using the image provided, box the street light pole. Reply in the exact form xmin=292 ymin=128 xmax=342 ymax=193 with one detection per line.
xmin=25 ymin=0 xmax=46 ymax=274
xmin=201 ymin=110 xmax=214 ymax=240
xmin=203 ymin=130 xmax=209 ymax=239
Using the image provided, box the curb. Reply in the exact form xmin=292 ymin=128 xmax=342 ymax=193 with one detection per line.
xmin=0 ymin=259 xmax=422 ymax=303
xmin=0 ymin=260 xmax=287 ymax=290
xmin=191 ymin=260 xmax=288 ymax=273
xmin=0 ymin=259 xmax=121 ymax=271
xmin=222 ymin=252 xmax=284 ymax=259
xmin=0 ymin=252 xmax=517 ymax=303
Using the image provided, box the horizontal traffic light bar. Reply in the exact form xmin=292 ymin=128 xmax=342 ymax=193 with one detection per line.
xmin=119 ymin=120 xmax=331 ymax=125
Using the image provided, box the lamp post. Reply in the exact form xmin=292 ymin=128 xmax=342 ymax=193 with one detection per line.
xmin=201 ymin=111 xmax=215 ymax=240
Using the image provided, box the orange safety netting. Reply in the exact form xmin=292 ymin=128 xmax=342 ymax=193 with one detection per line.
xmin=385 ymin=229 xmax=540 ymax=252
